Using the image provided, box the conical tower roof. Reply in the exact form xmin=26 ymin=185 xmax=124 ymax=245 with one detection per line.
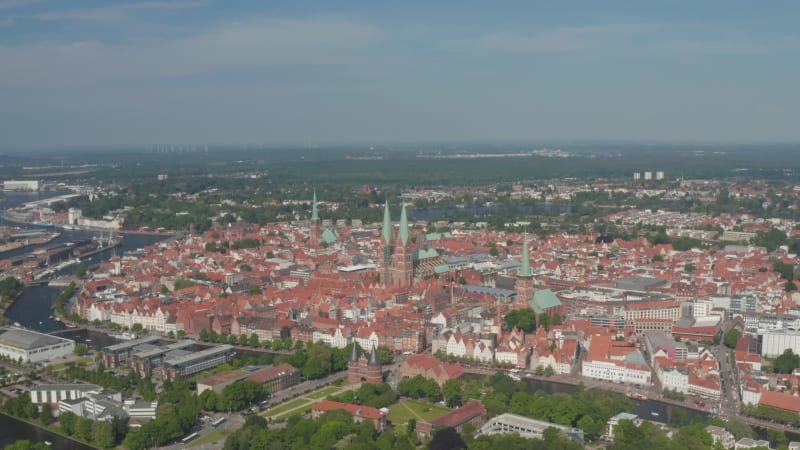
xmin=382 ymin=201 xmax=392 ymax=245
xmin=349 ymin=341 xmax=360 ymax=362
xmin=398 ymin=203 xmax=409 ymax=245
xmin=519 ymin=231 xmax=533 ymax=277
xmin=368 ymin=344 xmax=381 ymax=365
xmin=311 ymin=189 xmax=319 ymax=221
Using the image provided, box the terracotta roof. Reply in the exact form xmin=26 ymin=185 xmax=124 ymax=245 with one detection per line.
xmin=759 ymin=389 xmax=800 ymax=413
xmin=430 ymin=399 xmax=486 ymax=428
xmin=312 ymin=400 xmax=385 ymax=420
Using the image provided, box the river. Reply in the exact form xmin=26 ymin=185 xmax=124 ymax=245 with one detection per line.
xmin=3 ymin=230 xmax=166 ymax=333
xmin=1 ymin=192 xmax=168 ymax=447
xmin=0 ymin=413 xmax=95 ymax=450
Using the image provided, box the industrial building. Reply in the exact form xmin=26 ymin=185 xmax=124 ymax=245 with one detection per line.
xmin=0 ymin=327 xmax=75 ymax=363
xmin=2 ymin=180 xmax=39 ymax=192
xmin=475 ymin=413 xmax=584 ymax=444
xmin=30 ymin=382 xmax=157 ymax=421
xmin=759 ymin=329 xmax=800 ymax=357
xmin=102 ymin=335 xmax=161 ymax=368
xmin=162 ymin=344 xmax=234 ymax=380
xmin=130 ymin=340 xmax=195 ymax=376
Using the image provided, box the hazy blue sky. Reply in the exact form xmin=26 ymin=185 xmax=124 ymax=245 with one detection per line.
xmin=1 ymin=1 xmax=799 ymax=148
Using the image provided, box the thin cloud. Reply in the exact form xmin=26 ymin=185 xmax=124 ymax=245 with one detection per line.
xmin=31 ymin=1 xmax=206 ymax=22
xmin=0 ymin=16 xmax=380 ymax=87
xmin=446 ymin=24 xmax=788 ymax=57
xmin=449 ymin=24 xmax=651 ymax=54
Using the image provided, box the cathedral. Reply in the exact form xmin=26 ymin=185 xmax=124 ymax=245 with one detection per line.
xmin=382 ymin=202 xmax=414 ymax=288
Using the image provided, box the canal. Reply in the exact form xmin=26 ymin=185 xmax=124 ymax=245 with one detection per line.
xmin=0 ymin=413 xmax=95 ymax=450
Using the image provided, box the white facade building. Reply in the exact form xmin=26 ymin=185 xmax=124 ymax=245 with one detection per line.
xmin=0 ymin=327 xmax=75 ymax=364
xmin=759 ymin=329 xmax=800 ymax=357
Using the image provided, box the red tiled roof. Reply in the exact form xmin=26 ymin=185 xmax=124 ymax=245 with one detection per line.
xmin=430 ymin=399 xmax=486 ymax=428
xmin=759 ymin=390 xmax=800 ymax=413
xmin=312 ymin=400 xmax=385 ymax=420
xmin=245 ymin=364 xmax=298 ymax=384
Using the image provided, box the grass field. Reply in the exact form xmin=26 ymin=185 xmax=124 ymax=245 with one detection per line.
xmin=261 ymin=397 xmax=309 ymax=417
xmin=186 ymin=428 xmax=232 ymax=448
xmin=388 ymin=399 xmax=450 ymax=425
xmin=306 ymin=386 xmax=340 ymax=399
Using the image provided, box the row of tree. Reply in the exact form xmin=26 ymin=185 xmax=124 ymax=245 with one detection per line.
xmin=197 ymin=380 xmax=267 ymax=412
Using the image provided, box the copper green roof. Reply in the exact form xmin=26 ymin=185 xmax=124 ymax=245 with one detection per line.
xmin=414 ymin=248 xmax=439 ymax=260
xmin=382 ymin=201 xmax=392 ymax=245
xmin=311 ymin=189 xmax=319 ymax=221
xmin=321 ymin=228 xmax=338 ymax=244
xmin=528 ymin=289 xmax=561 ymax=314
xmin=398 ymin=203 xmax=409 ymax=245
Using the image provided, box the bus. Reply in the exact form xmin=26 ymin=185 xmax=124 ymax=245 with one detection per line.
xmin=180 ymin=432 xmax=199 ymax=444
xmin=211 ymin=417 xmax=227 ymax=429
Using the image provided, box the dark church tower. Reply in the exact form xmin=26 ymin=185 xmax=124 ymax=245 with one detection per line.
xmin=391 ymin=203 xmax=413 ymax=288
xmin=515 ymin=232 xmax=534 ymax=309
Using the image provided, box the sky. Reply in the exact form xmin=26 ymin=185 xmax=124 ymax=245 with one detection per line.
xmin=1 ymin=1 xmax=799 ymax=149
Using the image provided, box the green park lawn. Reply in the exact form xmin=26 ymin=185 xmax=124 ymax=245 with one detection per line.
xmin=388 ymin=399 xmax=450 ymax=425
xmin=306 ymin=385 xmax=340 ymax=399
xmin=261 ymin=397 xmax=310 ymax=417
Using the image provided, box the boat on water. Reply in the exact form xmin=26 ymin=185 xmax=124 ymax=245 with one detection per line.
xmin=32 ymin=221 xmax=55 ymax=228
xmin=651 ymin=412 xmax=660 ymax=416
xmin=108 ymin=332 xmax=137 ymax=341
xmin=44 ymin=441 xmax=52 ymax=447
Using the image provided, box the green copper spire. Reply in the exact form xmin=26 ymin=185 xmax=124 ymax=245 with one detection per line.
xmin=382 ymin=201 xmax=392 ymax=245
xmin=311 ymin=189 xmax=319 ymax=221
xmin=399 ymin=203 xmax=409 ymax=245
xmin=519 ymin=232 xmax=533 ymax=277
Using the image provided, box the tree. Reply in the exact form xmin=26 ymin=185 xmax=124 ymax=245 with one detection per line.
xmin=684 ymin=263 xmax=696 ymax=273
xmin=377 ymin=346 xmax=394 ymax=365
xmin=74 ymin=344 xmax=89 ymax=356
xmin=428 ymin=427 xmax=466 ymax=450
xmin=60 ymin=411 xmax=78 ymax=435
xmin=504 ymin=309 xmax=535 ymax=332
xmin=39 ymin=404 xmax=54 ymax=425
xmin=92 ymin=420 xmax=116 ymax=448
xmin=248 ymin=284 xmax=262 ymax=295
xmin=77 ymin=417 xmax=93 ymax=441
xmin=249 ymin=333 xmax=260 ymax=348
xmin=538 ymin=312 xmax=551 ymax=332
xmin=407 ymin=418 xmax=417 ymax=435
xmin=774 ymin=349 xmax=800 ymax=374
xmin=723 ymin=328 xmax=740 ymax=348
xmin=443 ymin=379 xmax=462 ymax=407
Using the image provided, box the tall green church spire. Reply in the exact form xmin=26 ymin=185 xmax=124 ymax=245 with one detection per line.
xmin=519 ymin=231 xmax=533 ymax=277
xmin=311 ymin=189 xmax=319 ymax=221
xmin=382 ymin=201 xmax=392 ymax=245
xmin=399 ymin=203 xmax=409 ymax=245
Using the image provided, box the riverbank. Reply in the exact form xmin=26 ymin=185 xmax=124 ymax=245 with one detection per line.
xmin=0 ymin=411 xmax=96 ymax=450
